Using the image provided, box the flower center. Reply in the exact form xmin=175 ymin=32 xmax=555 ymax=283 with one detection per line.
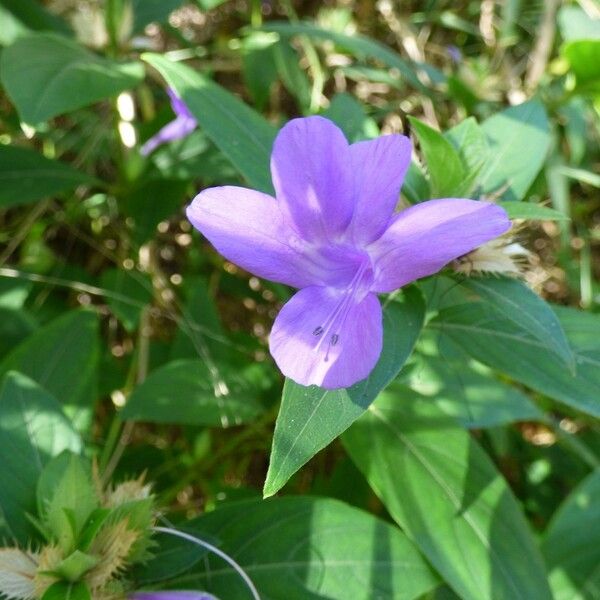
xmin=311 ymin=258 xmax=373 ymax=361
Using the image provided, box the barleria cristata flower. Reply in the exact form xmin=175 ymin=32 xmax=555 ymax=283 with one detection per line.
xmin=187 ymin=116 xmax=510 ymax=389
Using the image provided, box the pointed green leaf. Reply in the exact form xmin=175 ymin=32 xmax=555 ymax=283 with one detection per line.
xmin=343 ymin=393 xmax=552 ymax=600
xmin=408 ymin=116 xmax=468 ymax=197
xmin=263 ymin=287 xmax=425 ymax=497
xmin=39 ymin=453 xmax=97 ymax=553
xmin=0 ymin=372 xmax=81 ymax=544
xmin=459 ymin=277 xmax=575 ymax=368
xmin=142 ymin=53 xmax=276 ymax=193
xmin=0 ymin=33 xmax=143 ymax=124
xmin=500 ymin=201 xmax=570 ymax=221
xmin=430 ymin=303 xmax=600 ymax=417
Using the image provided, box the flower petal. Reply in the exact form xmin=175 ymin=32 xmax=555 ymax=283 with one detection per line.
xmin=269 ymin=286 xmax=383 ymax=389
xmin=187 ymin=187 xmax=361 ymax=289
xmin=348 ymin=134 xmax=412 ymax=244
xmin=270 ymin=116 xmax=354 ymax=243
xmin=140 ymin=115 xmax=197 ymax=155
xmin=167 ymin=87 xmax=194 ymax=120
xmin=368 ymin=198 xmax=511 ymax=292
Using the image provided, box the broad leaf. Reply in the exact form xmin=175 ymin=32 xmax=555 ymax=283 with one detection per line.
xmin=121 ymin=359 xmax=263 ymax=427
xmin=142 ymin=53 xmax=276 ymax=193
xmin=459 ymin=277 xmax=574 ymax=368
xmin=408 ymin=116 xmax=468 ymax=197
xmin=172 ymin=496 xmax=439 ymax=599
xmin=0 ymin=372 xmax=82 ymax=544
xmin=343 ymin=393 xmax=552 ymax=600
xmin=0 ymin=33 xmax=144 ymax=123
xmin=0 ymin=145 xmax=95 ymax=209
xmin=0 ymin=310 xmax=100 ymax=430
xmin=478 ymin=101 xmax=551 ymax=201
xmin=430 ymin=303 xmax=600 ymax=417
xmin=542 ymin=470 xmax=600 ymax=600
xmin=263 ymin=287 xmax=425 ymax=498
xmin=405 ymin=356 xmax=543 ymax=428
xmin=131 ymin=528 xmax=210 ymax=585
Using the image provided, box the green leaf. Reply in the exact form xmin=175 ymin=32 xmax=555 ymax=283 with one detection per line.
xmin=131 ymin=528 xmax=210 ymax=585
xmin=0 ymin=310 xmax=100 ymax=431
xmin=430 ymin=303 xmax=600 ymax=417
xmin=0 ymin=0 xmax=71 ymax=36
xmin=408 ymin=117 xmax=468 ymax=197
xmin=322 ymin=93 xmax=379 ymax=142
xmin=273 ymin=39 xmax=311 ymax=112
xmin=0 ymin=372 xmax=82 ymax=544
xmin=542 ymin=470 xmax=600 ymax=600
xmin=142 ymin=53 xmax=276 ymax=193
xmin=563 ymin=41 xmax=600 ymax=94
xmin=445 ymin=117 xmax=489 ymax=185
xmin=38 ymin=453 xmax=97 ymax=553
xmin=241 ymin=32 xmax=279 ymax=110
xmin=343 ymin=393 xmax=552 ymax=600
xmin=501 ymin=201 xmax=570 ymax=221
xmin=130 ymin=0 xmax=184 ymax=32
xmin=405 ymin=356 xmax=543 ymax=428
xmin=100 ymin=268 xmax=153 ymax=332
xmin=174 ymin=496 xmax=439 ymax=599
xmin=0 ymin=33 xmax=144 ymax=123
xmin=170 ymin=275 xmax=229 ymax=363
xmin=0 ymin=307 xmax=36 ymax=359
xmin=41 ymin=581 xmax=91 ymax=600
xmin=459 ymin=277 xmax=574 ymax=368
xmin=262 ymin=21 xmax=431 ymax=93
xmin=558 ymin=7 xmax=600 ymax=92
xmin=263 ymin=288 xmax=425 ymax=498
xmin=478 ymin=101 xmax=551 ymax=201
xmin=558 ymin=166 xmax=600 ymax=188
xmin=121 ymin=359 xmax=263 ymax=427
xmin=0 ymin=145 xmax=95 ymax=209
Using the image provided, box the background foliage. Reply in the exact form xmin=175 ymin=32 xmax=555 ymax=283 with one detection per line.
xmin=0 ymin=1 xmax=599 ymax=599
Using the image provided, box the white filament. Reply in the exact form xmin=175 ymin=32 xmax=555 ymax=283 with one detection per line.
xmin=152 ymin=526 xmax=260 ymax=600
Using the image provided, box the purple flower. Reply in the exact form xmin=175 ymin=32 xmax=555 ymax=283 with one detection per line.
xmin=140 ymin=88 xmax=197 ymax=156
xmin=187 ymin=116 xmax=510 ymax=389
xmin=130 ymin=592 xmax=218 ymax=600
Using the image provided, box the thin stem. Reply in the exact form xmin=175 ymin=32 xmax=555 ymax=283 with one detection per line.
xmin=152 ymin=525 xmax=260 ymax=600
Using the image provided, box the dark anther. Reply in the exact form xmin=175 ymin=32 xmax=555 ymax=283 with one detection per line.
xmin=313 ymin=326 xmax=324 ymax=336
xmin=330 ymin=334 xmax=339 ymax=346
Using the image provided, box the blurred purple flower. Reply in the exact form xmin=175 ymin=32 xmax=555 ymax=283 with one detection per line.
xmin=131 ymin=592 xmax=218 ymax=600
xmin=187 ymin=116 xmax=510 ymax=389
xmin=447 ymin=45 xmax=462 ymax=64
xmin=140 ymin=88 xmax=197 ymax=156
